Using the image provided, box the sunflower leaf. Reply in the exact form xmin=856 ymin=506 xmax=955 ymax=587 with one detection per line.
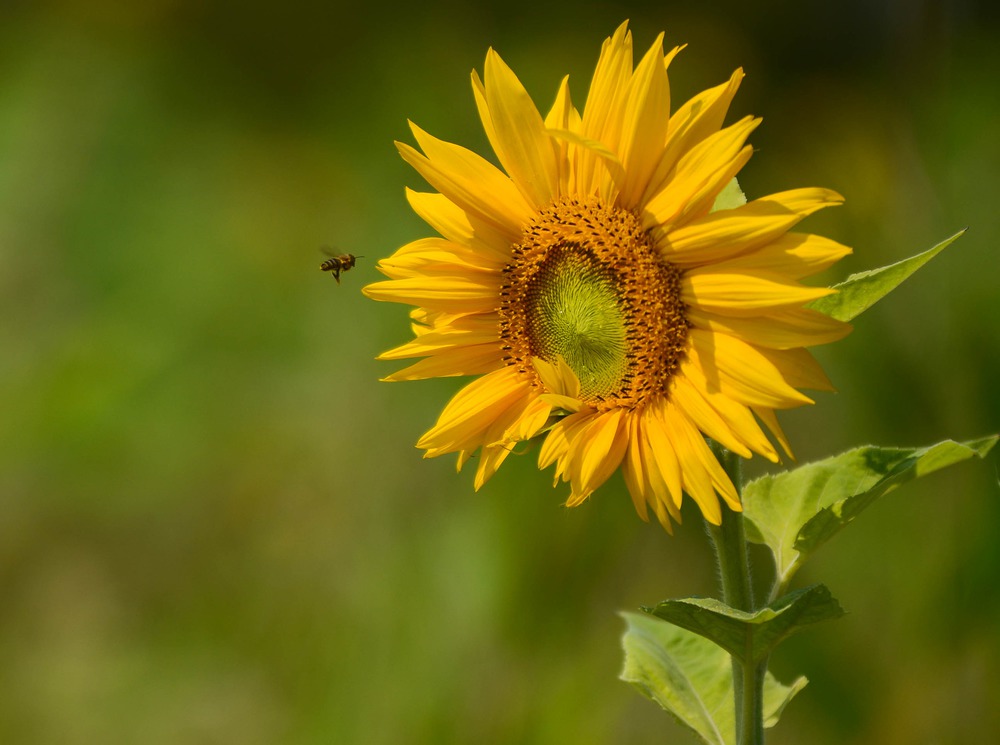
xmin=742 ymin=436 xmax=998 ymax=588
xmin=620 ymin=611 xmax=807 ymax=745
xmin=808 ymin=229 xmax=965 ymax=321
xmin=643 ymin=585 xmax=844 ymax=666
xmin=710 ymin=177 xmax=747 ymax=213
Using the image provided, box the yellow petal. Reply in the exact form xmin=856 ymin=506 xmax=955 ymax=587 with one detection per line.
xmin=642 ymin=116 xmax=760 ymax=232
xmin=709 ymin=232 xmax=853 ymax=280
xmin=676 ymin=359 xmax=779 ymax=462
xmin=413 ymin=310 xmax=499 ymax=333
xmin=474 ymin=393 xmax=543 ymax=489
xmin=659 ymin=401 xmax=723 ymax=523
xmin=408 ymin=306 xmax=477 ymax=332
xmin=377 ymin=237 xmax=504 ymax=278
xmin=630 ymin=407 xmax=684 ymax=530
xmin=669 ymin=400 xmax=741 ymax=515
xmin=657 ymin=188 xmax=844 ymax=267
xmin=538 ymin=410 xmax=593 ymax=471
xmin=470 ymin=69 xmax=498 ymax=157
xmin=405 ymin=189 xmax=513 ymax=262
xmin=681 ymin=269 xmax=834 ymax=315
xmin=642 ymin=400 xmax=684 ymax=511
xmin=400 ymin=123 xmax=533 ymax=237
xmin=547 ymin=127 xmax=626 ymax=195
xmin=391 ymin=235 xmax=498 ymax=262
xmin=621 ymin=413 xmax=652 ymax=522
xmin=545 ymin=75 xmax=581 ymax=130
xmin=662 ymin=44 xmax=685 ymax=70
xmin=688 ymin=306 xmax=853 ymax=349
xmin=418 ymin=368 xmax=530 ymax=455
xmin=482 ymin=49 xmax=560 ymax=207
xmin=538 ymin=410 xmax=596 ymax=490
xmin=752 ymin=406 xmax=795 ymax=460
xmin=363 ymin=274 xmax=502 ymax=314
xmin=555 ymin=414 xmax=598 ymax=493
xmin=532 ymin=355 xmax=582 ymax=399
xmin=572 ymin=408 xmax=629 ymax=499
xmin=497 ymin=395 xmax=553 ymax=445
xmin=617 ymin=33 xmax=672 ymax=208
xmin=538 ymin=393 xmax=583 ymax=414
xmin=544 ymin=75 xmax=581 ymax=196
xmin=474 ymin=444 xmax=514 ymax=490
xmin=669 ymin=375 xmax=752 ymax=458
xmin=642 ymin=68 xmax=745 ymax=205
xmin=377 ymin=319 xmax=498 ymax=360
xmin=632 ymin=407 xmax=685 ymax=530
xmin=687 ymin=329 xmax=814 ymax=408
xmin=577 ymin=21 xmax=633 ymax=194
xmin=381 ymin=345 xmax=503 ymax=382
xmin=756 ymin=347 xmax=835 ymax=392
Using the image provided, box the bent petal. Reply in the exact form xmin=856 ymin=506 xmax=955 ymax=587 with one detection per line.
xmin=401 ymin=123 xmax=534 ymax=237
xmin=405 ymin=190 xmax=513 ymax=262
xmin=418 ymin=368 xmax=531 ymax=456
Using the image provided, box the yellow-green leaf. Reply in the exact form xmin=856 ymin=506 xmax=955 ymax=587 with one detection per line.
xmin=644 ymin=585 xmax=844 ymax=666
xmin=743 ymin=435 xmax=998 ymax=590
xmin=809 ymin=230 xmax=965 ymax=321
xmin=621 ymin=612 xmax=807 ymax=745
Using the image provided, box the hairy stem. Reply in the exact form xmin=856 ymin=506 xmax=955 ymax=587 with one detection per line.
xmin=707 ymin=443 xmax=765 ymax=745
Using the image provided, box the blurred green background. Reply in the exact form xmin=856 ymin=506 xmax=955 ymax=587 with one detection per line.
xmin=2 ymin=1 xmax=998 ymax=743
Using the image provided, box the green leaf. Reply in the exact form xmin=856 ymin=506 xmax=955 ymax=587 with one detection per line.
xmin=621 ymin=612 xmax=807 ymax=745
xmin=809 ymin=230 xmax=965 ymax=321
xmin=645 ymin=585 xmax=844 ymax=666
xmin=711 ymin=178 xmax=747 ymax=213
xmin=743 ymin=436 xmax=998 ymax=589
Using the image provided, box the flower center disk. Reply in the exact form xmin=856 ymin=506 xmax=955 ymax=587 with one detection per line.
xmin=499 ymin=196 xmax=689 ymax=410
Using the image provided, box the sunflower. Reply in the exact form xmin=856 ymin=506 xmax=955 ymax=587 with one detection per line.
xmin=364 ymin=22 xmax=851 ymax=531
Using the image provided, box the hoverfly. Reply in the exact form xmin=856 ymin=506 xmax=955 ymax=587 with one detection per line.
xmin=319 ymin=250 xmax=362 ymax=284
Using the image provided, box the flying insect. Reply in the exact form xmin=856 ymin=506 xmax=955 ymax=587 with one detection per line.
xmin=320 ymin=252 xmax=362 ymax=284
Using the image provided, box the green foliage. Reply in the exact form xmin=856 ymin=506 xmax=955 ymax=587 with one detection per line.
xmin=810 ymin=230 xmax=965 ymax=321
xmin=621 ymin=612 xmax=807 ymax=745
xmin=644 ymin=585 xmax=844 ymax=666
xmin=743 ymin=436 xmax=999 ymax=591
xmin=711 ymin=178 xmax=748 ymax=212
xmin=628 ymin=435 xmax=997 ymax=738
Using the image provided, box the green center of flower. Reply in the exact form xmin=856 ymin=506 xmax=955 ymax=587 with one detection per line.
xmin=527 ymin=247 xmax=629 ymax=398
xmin=499 ymin=196 xmax=689 ymax=409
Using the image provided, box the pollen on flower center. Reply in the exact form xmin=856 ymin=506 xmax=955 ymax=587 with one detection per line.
xmin=499 ymin=196 xmax=689 ymax=409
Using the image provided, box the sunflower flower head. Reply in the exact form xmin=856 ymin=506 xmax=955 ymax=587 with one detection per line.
xmin=364 ymin=22 xmax=852 ymax=531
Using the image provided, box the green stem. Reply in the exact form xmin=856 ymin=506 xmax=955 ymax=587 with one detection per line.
xmin=706 ymin=443 xmax=765 ymax=745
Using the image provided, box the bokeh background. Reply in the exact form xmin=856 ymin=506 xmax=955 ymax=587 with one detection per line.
xmin=2 ymin=0 xmax=998 ymax=743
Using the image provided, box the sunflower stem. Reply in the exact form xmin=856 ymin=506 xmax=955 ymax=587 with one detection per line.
xmin=706 ymin=443 xmax=765 ymax=745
